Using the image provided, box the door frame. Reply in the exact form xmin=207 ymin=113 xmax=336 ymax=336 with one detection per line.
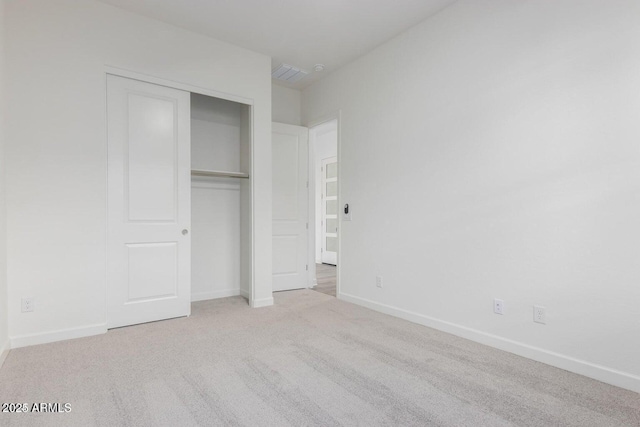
xmin=307 ymin=111 xmax=342 ymax=297
xmin=104 ymin=66 xmax=258 ymax=307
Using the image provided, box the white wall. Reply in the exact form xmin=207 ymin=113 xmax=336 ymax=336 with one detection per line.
xmin=303 ymin=0 xmax=640 ymax=392
xmin=191 ymin=94 xmax=242 ymax=172
xmin=0 ymin=0 xmax=9 ymax=364
xmin=5 ymin=0 xmax=273 ymax=347
xmin=191 ymin=94 xmax=242 ymax=302
xmin=272 ymin=84 xmax=302 ymax=126
xmin=311 ymin=120 xmax=338 ymax=263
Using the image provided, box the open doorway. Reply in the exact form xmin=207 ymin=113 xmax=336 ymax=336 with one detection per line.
xmin=309 ymin=119 xmax=338 ymax=297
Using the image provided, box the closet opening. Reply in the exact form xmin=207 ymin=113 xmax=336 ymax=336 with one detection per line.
xmin=190 ymin=93 xmax=252 ymax=305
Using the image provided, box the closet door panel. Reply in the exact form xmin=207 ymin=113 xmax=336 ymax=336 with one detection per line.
xmin=107 ymin=75 xmax=191 ymax=329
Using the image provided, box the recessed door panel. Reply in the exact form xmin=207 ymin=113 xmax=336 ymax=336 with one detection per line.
xmin=127 ymin=243 xmax=178 ymax=302
xmin=326 ymin=181 xmax=337 ymax=197
xmin=272 ymin=133 xmax=299 ymax=221
xmin=272 ymin=236 xmax=299 ymax=274
xmin=127 ymin=94 xmax=177 ymax=222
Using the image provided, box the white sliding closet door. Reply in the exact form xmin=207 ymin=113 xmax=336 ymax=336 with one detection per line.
xmin=107 ymin=75 xmax=191 ymax=329
xmin=272 ymin=123 xmax=309 ymax=291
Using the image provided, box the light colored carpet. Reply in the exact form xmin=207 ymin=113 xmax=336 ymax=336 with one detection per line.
xmin=312 ymin=263 xmax=337 ymax=297
xmin=0 ymin=289 xmax=638 ymax=426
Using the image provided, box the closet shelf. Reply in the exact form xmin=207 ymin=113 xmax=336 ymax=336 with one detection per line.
xmin=191 ymin=169 xmax=249 ymax=179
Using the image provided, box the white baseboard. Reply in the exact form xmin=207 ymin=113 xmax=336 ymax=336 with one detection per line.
xmin=0 ymin=340 xmax=10 ymax=369
xmin=338 ymin=292 xmax=640 ymax=394
xmin=191 ymin=288 xmax=240 ymax=302
xmin=238 ymin=290 xmax=274 ymax=308
xmin=251 ymin=296 xmax=274 ymax=308
xmin=10 ymin=323 xmax=107 ymax=349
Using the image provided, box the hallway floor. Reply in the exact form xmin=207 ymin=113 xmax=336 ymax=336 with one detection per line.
xmin=312 ymin=263 xmax=336 ymax=297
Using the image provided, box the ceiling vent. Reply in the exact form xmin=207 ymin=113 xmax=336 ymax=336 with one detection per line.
xmin=272 ymin=64 xmax=308 ymax=83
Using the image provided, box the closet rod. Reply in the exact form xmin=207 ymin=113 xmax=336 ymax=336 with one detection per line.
xmin=191 ymin=169 xmax=250 ymax=179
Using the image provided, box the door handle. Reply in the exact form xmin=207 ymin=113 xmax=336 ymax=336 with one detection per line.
xmin=182 ymin=229 xmax=189 ymax=236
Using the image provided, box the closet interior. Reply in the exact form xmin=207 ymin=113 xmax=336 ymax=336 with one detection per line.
xmin=190 ymin=93 xmax=252 ymax=303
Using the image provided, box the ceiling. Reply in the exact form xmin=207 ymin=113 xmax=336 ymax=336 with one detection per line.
xmin=98 ymin=0 xmax=458 ymax=89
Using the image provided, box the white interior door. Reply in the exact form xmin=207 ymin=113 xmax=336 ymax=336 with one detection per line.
xmin=272 ymin=122 xmax=309 ymax=292
xmin=107 ymin=75 xmax=191 ymax=329
xmin=321 ymin=157 xmax=338 ymax=265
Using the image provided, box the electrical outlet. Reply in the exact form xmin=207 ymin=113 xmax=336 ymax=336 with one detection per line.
xmin=21 ymin=298 xmax=34 ymax=313
xmin=376 ymin=276 xmax=383 ymax=288
xmin=493 ymin=298 xmax=504 ymax=315
xmin=534 ymin=305 xmax=546 ymax=324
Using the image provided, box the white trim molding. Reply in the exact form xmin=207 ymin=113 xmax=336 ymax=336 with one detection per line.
xmin=10 ymin=323 xmax=107 ymax=349
xmin=250 ymin=296 xmax=274 ymax=308
xmin=104 ymin=66 xmax=254 ymax=106
xmin=338 ymin=292 xmax=640 ymax=394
